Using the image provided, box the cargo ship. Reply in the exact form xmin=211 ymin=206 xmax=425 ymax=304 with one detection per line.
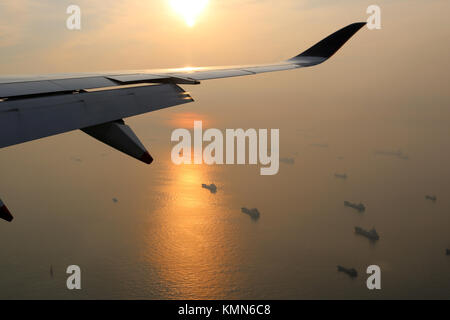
xmin=344 ymin=201 xmax=365 ymax=212
xmin=355 ymin=227 xmax=379 ymax=241
xmin=337 ymin=265 xmax=357 ymax=278
xmin=202 ymin=183 xmax=217 ymax=194
xmin=241 ymin=207 xmax=260 ymax=220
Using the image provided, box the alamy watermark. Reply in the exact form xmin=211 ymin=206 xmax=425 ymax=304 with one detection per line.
xmin=66 ymin=4 xmax=81 ymax=30
xmin=367 ymin=5 xmax=382 ymax=30
xmin=66 ymin=265 xmax=81 ymax=290
xmin=171 ymin=121 xmax=280 ymax=175
xmin=366 ymin=265 xmax=381 ymax=290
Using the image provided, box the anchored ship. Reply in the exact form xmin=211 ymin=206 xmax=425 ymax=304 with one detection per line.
xmin=335 ymin=173 xmax=347 ymax=179
xmin=355 ymin=227 xmax=379 ymax=241
xmin=337 ymin=265 xmax=358 ymax=278
xmin=375 ymin=149 xmax=409 ymax=160
xmin=425 ymin=195 xmax=437 ymax=202
xmin=202 ymin=184 xmax=217 ymax=194
xmin=344 ymin=201 xmax=365 ymax=212
xmin=241 ymin=207 xmax=260 ymax=220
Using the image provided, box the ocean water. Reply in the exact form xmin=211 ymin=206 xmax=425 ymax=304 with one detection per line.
xmin=1 ymin=64 xmax=450 ymax=299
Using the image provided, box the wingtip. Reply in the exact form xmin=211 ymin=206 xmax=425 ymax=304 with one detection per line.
xmin=140 ymin=151 xmax=154 ymax=165
xmin=350 ymin=22 xmax=368 ymax=32
xmin=352 ymin=22 xmax=368 ymax=27
xmin=289 ymin=22 xmax=367 ymax=63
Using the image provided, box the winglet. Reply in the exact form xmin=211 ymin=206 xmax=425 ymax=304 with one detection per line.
xmin=289 ymin=22 xmax=366 ymax=64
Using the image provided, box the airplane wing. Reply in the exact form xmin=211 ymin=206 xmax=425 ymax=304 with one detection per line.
xmin=0 ymin=22 xmax=366 ymax=165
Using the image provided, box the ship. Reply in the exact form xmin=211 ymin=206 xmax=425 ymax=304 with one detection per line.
xmin=375 ymin=149 xmax=409 ymax=159
xmin=425 ymin=195 xmax=437 ymax=202
xmin=446 ymin=249 xmax=450 ymax=256
xmin=337 ymin=265 xmax=357 ymax=278
xmin=335 ymin=173 xmax=347 ymax=179
xmin=241 ymin=207 xmax=260 ymax=220
xmin=280 ymin=158 xmax=295 ymax=165
xmin=355 ymin=226 xmax=379 ymax=241
xmin=375 ymin=149 xmax=402 ymax=157
xmin=344 ymin=201 xmax=365 ymax=212
xmin=201 ymin=183 xmax=217 ymax=194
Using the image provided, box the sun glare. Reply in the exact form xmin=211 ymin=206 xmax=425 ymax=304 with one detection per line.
xmin=170 ymin=0 xmax=209 ymax=27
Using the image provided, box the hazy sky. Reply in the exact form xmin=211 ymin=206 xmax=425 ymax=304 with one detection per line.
xmin=0 ymin=0 xmax=447 ymax=107
xmin=0 ymin=1 xmax=447 ymax=74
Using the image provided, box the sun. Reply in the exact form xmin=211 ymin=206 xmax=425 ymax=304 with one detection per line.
xmin=170 ymin=0 xmax=209 ymax=27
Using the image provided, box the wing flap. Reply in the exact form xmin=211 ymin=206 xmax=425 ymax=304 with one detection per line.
xmin=106 ymin=74 xmax=200 ymax=85
xmin=107 ymin=74 xmax=167 ymax=83
xmin=242 ymin=64 xmax=298 ymax=73
xmin=0 ymin=80 xmax=66 ymax=98
xmin=177 ymin=69 xmax=253 ymax=81
xmin=51 ymin=77 xmax=117 ymax=91
xmin=0 ymin=77 xmax=119 ymax=99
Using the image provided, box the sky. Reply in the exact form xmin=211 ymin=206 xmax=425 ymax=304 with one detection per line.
xmin=0 ymin=0 xmax=448 ymax=106
xmin=0 ymin=0 xmax=447 ymax=109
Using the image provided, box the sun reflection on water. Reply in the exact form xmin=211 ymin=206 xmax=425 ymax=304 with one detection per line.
xmin=142 ymin=160 xmax=241 ymax=299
